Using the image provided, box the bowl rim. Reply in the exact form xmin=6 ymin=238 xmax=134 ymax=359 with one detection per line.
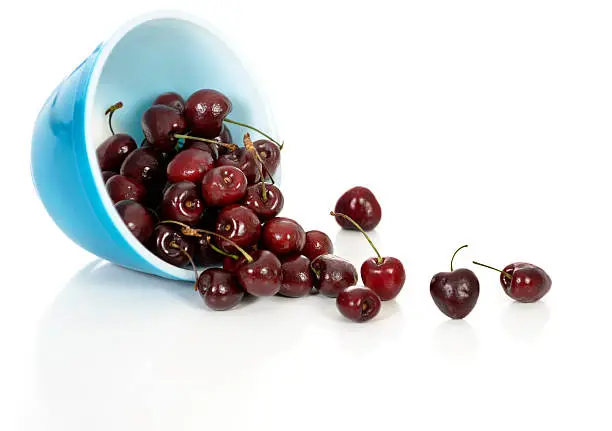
xmin=83 ymin=10 xmax=278 ymax=280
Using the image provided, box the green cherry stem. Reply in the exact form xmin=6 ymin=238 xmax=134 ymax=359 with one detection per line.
xmin=104 ymin=101 xmax=123 ymax=135
xmin=330 ymin=211 xmax=383 ymax=264
xmin=450 ymin=244 xmax=468 ymax=272
xmin=173 ymin=134 xmax=238 ymax=152
xmin=310 ymin=255 xmax=322 ymax=278
xmin=158 ymin=220 xmax=253 ymax=263
xmin=224 ymin=118 xmax=282 ymax=149
xmin=472 ymin=261 xmax=513 ymax=280
xmin=169 ymin=241 xmax=198 ymax=290
xmin=209 ymin=241 xmax=239 ymax=260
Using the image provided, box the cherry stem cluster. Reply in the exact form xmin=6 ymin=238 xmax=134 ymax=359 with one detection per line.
xmin=330 ymin=211 xmax=383 ymax=264
xmin=225 ymin=118 xmax=283 ymax=150
xmin=243 ymin=132 xmax=275 ymax=185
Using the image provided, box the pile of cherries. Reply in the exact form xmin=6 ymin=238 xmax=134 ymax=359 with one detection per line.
xmin=96 ymin=88 xmax=552 ymax=323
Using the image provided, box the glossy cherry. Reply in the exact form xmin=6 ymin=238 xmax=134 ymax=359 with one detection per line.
xmin=279 ymin=255 xmax=314 ymax=298
xmin=153 ymin=91 xmax=185 ymax=113
xmin=160 ymin=181 xmax=204 ymax=225
xmin=97 ymin=134 xmax=137 ymax=172
xmin=115 ymin=200 xmax=154 ymax=243
xmin=236 ymin=250 xmax=282 ymax=297
xmin=473 ymin=261 xmax=552 ymax=303
xmin=141 ymin=104 xmax=187 ymax=152
xmin=302 ymin=230 xmax=334 ymax=261
xmin=337 ymin=287 xmax=381 ymax=323
xmin=331 ymin=211 xmax=405 ymax=300
xmin=243 ymin=183 xmax=284 ymax=222
xmin=167 ymin=148 xmax=215 ymax=184
xmin=334 ymin=186 xmax=382 ymax=231
xmin=184 ymin=89 xmax=232 ymax=138
xmin=149 ymin=224 xmax=194 ymax=267
xmin=105 ymin=174 xmax=146 ymax=204
xmin=215 ymin=204 xmax=261 ymax=253
xmin=430 ymin=245 xmax=480 ymax=319
xmin=311 ymin=254 xmax=358 ymax=298
xmin=201 ymin=166 xmax=248 ymax=207
xmin=120 ymin=147 xmax=166 ymax=189
xmin=261 ymin=217 xmax=306 ymax=255
xmin=197 ymin=268 xmax=244 ymax=311
xmin=216 ymin=148 xmax=261 ymax=184
xmin=254 ymin=139 xmax=281 ymax=175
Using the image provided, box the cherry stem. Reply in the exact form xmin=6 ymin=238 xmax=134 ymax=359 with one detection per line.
xmin=169 ymin=241 xmax=198 ymax=290
xmin=450 ymin=244 xmax=468 ymax=272
xmin=104 ymin=101 xmax=123 ymax=135
xmin=472 ymin=261 xmax=513 ymax=280
xmin=158 ymin=220 xmax=253 ymax=263
xmin=310 ymin=255 xmax=322 ymax=278
xmin=330 ymin=211 xmax=383 ymax=264
xmin=243 ymin=133 xmax=275 ymax=185
xmin=209 ymin=241 xmax=239 ymax=260
xmin=224 ymin=118 xmax=282 ymax=149
xmin=174 ymin=134 xmax=238 ymax=152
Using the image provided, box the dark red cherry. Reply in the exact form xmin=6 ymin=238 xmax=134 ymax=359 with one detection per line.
xmin=115 ymin=200 xmax=154 ymax=243
xmin=149 ymin=224 xmax=194 ymax=267
xmin=334 ymin=186 xmax=382 ymax=231
xmin=120 ymin=147 xmax=166 ymax=188
xmin=337 ymin=287 xmax=381 ymax=323
xmin=105 ymin=174 xmax=146 ymax=204
xmin=261 ymin=217 xmax=306 ymax=255
xmin=201 ymin=166 xmax=248 ymax=207
xmin=500 ymin=262 xmax=551 ymax=303
xmin=302 ymin=230 xmax=334 ymax=261
xmin=102 ymin=171 xmax=117 ymax=184
xmin=361 ymin=257 xmax=406 ymax=301
xmin=236 ymin=250 xmax=282 ymax=296
xmin=193 ymin=234 xmax=224 ymax=267
xmin=184 ymin=89 xmax=232 ymax=138
xmin=311 ymin=255 xmax=358 ymax=298
xmin=197 ymin=268 xmax=244 ymax=311
xmin=216 ymin=148 xmax=261 ymax=184
xmin=97 ymin=133 xmax=137 ymax=171
xmin=153 ymin=91 xmax=185 ymax=113
xmin=254 ymin=139 xmax=281 ymax=175
xmin=167 ymin=148 xmax=215 ymax=184
xmin=141 ymin=104 xmax=187 ymax=152
xmin=160 ymin=181 xmax=204 ymax=225
xmin=215 ymin=205 xmax=261 ymax=253
xmin=243 ymin=183 xmax=284 ymax=221
xmin=279 ymin=255 xmax=314 ymax=298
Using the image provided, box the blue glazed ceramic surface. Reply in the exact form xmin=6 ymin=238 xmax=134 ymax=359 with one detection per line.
xmin=31 ymin=11 xmax=278 ymax=281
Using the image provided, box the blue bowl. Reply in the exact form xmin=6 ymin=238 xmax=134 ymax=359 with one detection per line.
xmin=31 ymin=11 xmax=279 ymax=281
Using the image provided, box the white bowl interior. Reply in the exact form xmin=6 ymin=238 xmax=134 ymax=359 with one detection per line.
xmin=85 ymin=12 xmax=277 ymax=280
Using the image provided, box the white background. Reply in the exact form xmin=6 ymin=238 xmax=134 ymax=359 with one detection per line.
xmin=1 ymin=1 xmax=611 ymax=430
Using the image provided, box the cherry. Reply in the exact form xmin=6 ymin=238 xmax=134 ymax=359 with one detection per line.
xmin=243 ymin=183 xmax=284 ymax=222
xmin=197 ymin=268 xmax=245 ymax=311
xmin=216 ymin=148 xmax=261 ymax=184
xmin=236 ymin=250 xmax=282 ymax=296
xmin=149 ymin=224 xmax=194 ymax=267
xmin=201 ymin=166 xmax=248 ymax=207
xmin=184 ymin=89 xmax=232 ymax=138
xmin=261 ymin=217 xmax=306 ymax=255
xmin=105 ymin=174 xmax=146 ymax=204
xmin=97 ymin=102 xmax=137 ymax=171
xmin=153 ymin=91 xmax=185 ymax=113
xmin=215 ymin=204 xmax=261 ymax=253
xmin=334 ymin=186 xmax=382 ymax=231
xmin=120 ymin=147 xmax=166 ymax=189
xmin=279 ymin=255 xmax=314 ymax=298
xmin=114 ymin=200 xmax=154 ymax=243
xmin=430 ymin=245 xmax=480 ymax=319
xmin=102 ymin=171 xmax=117 ymax=184
xmin=160 ymin=181 xmax=204 ymax=225
xmin=331 ymin=212 xmax=405 ymax=301
xmin=254 ymin=139 xmax=281 ymax=175
xmin=166 ymin=148 xmax=215 ymax=184
xmin=337 ymin=287 xmax=381 ymax=323
xmin=302 ymin=230 xmax=334 ymax=261
xmin=141 ymin=104 xmax=187 ymax=152
xmin=97 ymin=134 xmax=137 ymax=172
xmin=311 ymin=255 xmax=358 ymax=297
xmin=472 ymin=261 xmax=552 ymax=303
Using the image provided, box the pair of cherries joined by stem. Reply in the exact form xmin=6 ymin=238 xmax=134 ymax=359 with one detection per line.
xmin=430 ymin=245 xmax=552 ymax=319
